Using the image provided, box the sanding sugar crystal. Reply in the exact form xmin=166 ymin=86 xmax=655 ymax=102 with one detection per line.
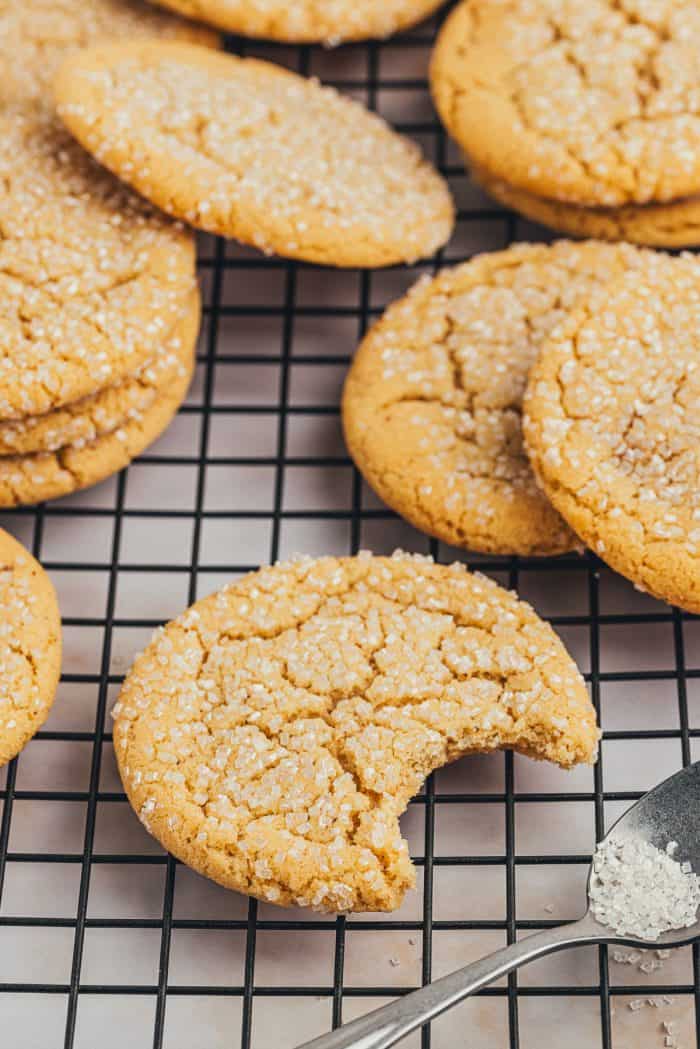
xmin=589 ymin=838 xmax=700 ymax=941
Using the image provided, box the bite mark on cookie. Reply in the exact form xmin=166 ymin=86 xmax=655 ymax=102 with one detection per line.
xmin=114 ymin=553 xmax=599 ymax=913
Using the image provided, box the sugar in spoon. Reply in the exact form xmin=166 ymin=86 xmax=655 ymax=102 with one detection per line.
xmin=295 ymin=760 xmax=700 ymax=1049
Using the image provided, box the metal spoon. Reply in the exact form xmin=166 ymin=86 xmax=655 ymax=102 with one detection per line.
xmin=295 ymin=761 xmax=700 ymax=1049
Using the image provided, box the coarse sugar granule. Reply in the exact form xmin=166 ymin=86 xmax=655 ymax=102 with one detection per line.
xmin=590 ymin=838 xmax=700 ymax=941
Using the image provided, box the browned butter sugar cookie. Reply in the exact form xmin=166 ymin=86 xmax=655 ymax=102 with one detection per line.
xmin=0 ymin=528 xmax=61 ymax=767
xmin=431 ymin=0 xmax=700 ymax=208
xmin=143 ymin=0 xmax=444 ymax=44
xmin=114 ymin=553 xmax=599 ymax=913
xmin=343 ymin=240 xmax=650 ymax=557
xmin=54 ymin=41 xmax=455 ymax=267
xmin=525 ymin=252 xmax=700 ymax=613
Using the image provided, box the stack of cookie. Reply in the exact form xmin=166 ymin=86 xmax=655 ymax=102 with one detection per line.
xmin=431 ymin=0 xmax=700 ymax=248
xmin=0 ymin=105 xmax=202 ymax=507
xmin=343 ymin=240 xmax=700 ymax=615
xmin=0 ymin=0 xmax=219 ymax=507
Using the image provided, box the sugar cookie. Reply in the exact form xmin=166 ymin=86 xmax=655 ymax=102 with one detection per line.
xmin=525 ymin=252 xmax=700 ymax=612
xmin=54 ymin=41 xmax=454 ymax=267
xmin=114 ymin=553 xmax=599 ymax=913
xmin=0 ymin=528 xmax=61 ymax=767
xmin=431 ymin=0 xmax=700 ymax=207
xmin=343 ymin=240 xmax=648 ymax=556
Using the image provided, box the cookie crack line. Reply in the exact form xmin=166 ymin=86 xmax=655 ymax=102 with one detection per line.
xmin=507 ymin=76 xmax=625 ymax=198
xmin=6 ymin=636 xmax=44 ymax=684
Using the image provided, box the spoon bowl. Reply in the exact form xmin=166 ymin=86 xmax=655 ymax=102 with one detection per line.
xmin=590 ymin=760 xmax=700 ymax=948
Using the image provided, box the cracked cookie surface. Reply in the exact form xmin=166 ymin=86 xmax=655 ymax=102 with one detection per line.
xmin=0 ymin=299 xmax=197 ymax=507
xmin=343 ymin=240 xmax=648 ymax=557
xmin=0 ymin=104 xmax=196 ymax=421
xmin=0 ymin=0 xmax=219 ymax=106
xmin=143 ymin=0 xmax=443 ymax=43
xmin=54 ymin=41 xmax=455 ymax=268
xmin=0 ymin=291 xmax=199 ymax=456
xmin=476 ymin=167 xmax=700 ymax=249
xmin=113 ymin=552 xmax=598 ymax=913
xmin=524 ymin=252 xmax=700 ymax=612
xmin=431 ymin=0 xmax=700 ymax=207
xmin=0 ymin=528 xmax=61 ymax=768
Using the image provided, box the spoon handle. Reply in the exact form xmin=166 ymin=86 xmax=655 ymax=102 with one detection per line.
xmin=295 ymin=916 xmax=599 ymax=1049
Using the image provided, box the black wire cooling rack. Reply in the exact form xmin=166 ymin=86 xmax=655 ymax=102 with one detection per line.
xmin=2 ymin=5 xmax=700 ymax=1048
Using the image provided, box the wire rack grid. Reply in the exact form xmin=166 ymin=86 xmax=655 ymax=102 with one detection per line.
xmin=2 ymin=5 xmax=700 ymax=1048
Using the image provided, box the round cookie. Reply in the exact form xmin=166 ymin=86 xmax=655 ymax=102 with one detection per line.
xmin=0 ymin=528 xmax=61 ymax=768
xmin=0 ymin=291 xmax=200 ymax=456
xmin=476 ymin=166 xmax=700 ymax=249
xmin=0 ymin=0 xmax=219 ymax=106
xmin=431 ymin=0 xmax=700 ymax=208
xmin=53 ymin=41 xmax=455 ymax=268
xmin=113 ymin=552 xmax=599 ymax=912
xmin=143 ymin=0 xmax=443 ymax=44
xmin=343 ymin=240 xmax=650 ymax=557
xmin=0 ymin=308 xmax=196 ymax=507
xmin=524 ymin=252 xmax=700 ymax=613
xmin=0 ymin=104 xmax=196 ymax=421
